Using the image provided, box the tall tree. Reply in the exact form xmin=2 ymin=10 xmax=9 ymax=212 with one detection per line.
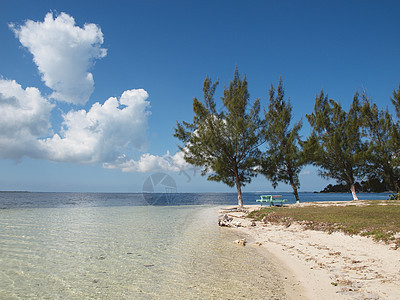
xmin=391 ymin=83 xmax=400 ymax=118
xmin=174 ymin=69 xmax=263 ymax=207
xmin=361 ymin=96 xmax=400 ymax=191
xmin=306 ymin=91 xmax=367 ymax=200
xmin=260 ymin=78 xmax=304 ymax=203
xmin=390 ymin=84 xmax=400 ymax=169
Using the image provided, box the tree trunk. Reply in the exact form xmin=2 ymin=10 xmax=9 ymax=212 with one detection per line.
xmin=388 ymin=169 xmax=400 ymax=192
xmin=236 ymin=182 xmax=243 ymax=208
xmin=234 ymin=165 xmax=243 ymax=208
xmin=350 ymin=183 xmax=358 ymax=200
xmin=291 ymin=183 xmax=300 ymax=203
xmin=288 ymin=172 xmax=300 ymax=203
xmin=394 ymin=180 xmax=400 ymax=193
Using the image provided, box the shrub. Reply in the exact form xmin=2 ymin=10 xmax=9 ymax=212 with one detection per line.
xmin=389 ymin=192 xmax=400 ymax=200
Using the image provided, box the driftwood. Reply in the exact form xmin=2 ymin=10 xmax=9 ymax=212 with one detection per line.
xmin=226 ymin=213 xmax=246 ymax=219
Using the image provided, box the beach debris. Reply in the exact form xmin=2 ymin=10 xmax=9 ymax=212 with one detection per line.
xmin=255 ymin=241 xmax=262 ymax=246
xmin=218 ymin=214 xmax=242 ymax=227
xmin=218 ymin=214 xmax=233 ymax=226
xmin=233 ymin=238 xmax=247 ymax=246
xmin=231 ymin=221 xmax=242 ymax=227
xmin=251 ymin=221 xmax=257 ymax=227
xmin=227 ymin=213 xmax=246 ymax=219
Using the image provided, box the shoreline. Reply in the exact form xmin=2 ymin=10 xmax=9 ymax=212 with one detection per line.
xmin=219 ymin=202 xmax=400 ymax=300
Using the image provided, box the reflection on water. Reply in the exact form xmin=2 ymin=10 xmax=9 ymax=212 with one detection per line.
xmin=0 ymin=205 xmax=286 ymax=299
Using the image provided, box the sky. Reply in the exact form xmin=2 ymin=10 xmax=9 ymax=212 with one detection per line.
xmin=0 ymin=0 xmax=399 ymax=193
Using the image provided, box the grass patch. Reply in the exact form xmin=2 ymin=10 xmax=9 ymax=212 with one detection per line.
xmin=248 ymin=201 xmax=400 ymax=248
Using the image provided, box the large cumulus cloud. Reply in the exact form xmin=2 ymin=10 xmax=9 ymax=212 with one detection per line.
xmin=0 ymin=81 xmax=184 ymax=172
xmin=0 ymin=79 xmax=54 ymax=161
xmin=1 ymin=11 xmax=190 ymax=174
xmin=10 ymin=12 xmax=107 ymax=105
xmin=39 ymin=89 xmax=151 ymax=164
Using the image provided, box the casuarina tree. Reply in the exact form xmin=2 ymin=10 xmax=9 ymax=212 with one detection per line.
xmin=306 ymin=91 xmax=367 ymax=200
xmin=390 ymin=84 xmax=400 ymax=170
xmin=174 ymin=68 xmax=263 ymax=207
xmin=391 ymin=83 xmax=400 ymax=119
xmin=260 ymin=78 xmax=305 ymax=203
xmin=361 ymin=95 xmax=400 ymax=191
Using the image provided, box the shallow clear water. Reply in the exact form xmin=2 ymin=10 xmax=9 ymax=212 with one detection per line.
xmin=0 ymin=191 xmax=391 ymax=299
xmin=0 ymin=204 xmax=286 ymax=299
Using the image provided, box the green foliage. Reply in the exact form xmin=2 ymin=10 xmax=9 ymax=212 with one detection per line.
xmin=390 ymin=84 xmax=400 ymax=171
xmin=305 ymin=91 xmax=367 ymax=200
xmin=391 ymin=83 xmax=400 ymax=119
xmin=321 ymin=178 xmax=389 ymax=193
xmin=260 ymin=78 xmax=304 ymax=202
xmin=174 ymin=68 xmax=263 ymax=207
xmin=175 ymin=71 xmax=400 ymax=203
xmin=361 ymin=96 xmax=400 ymax=191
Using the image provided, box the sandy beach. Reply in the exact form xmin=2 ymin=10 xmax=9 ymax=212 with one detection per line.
xmin=220 ymin=202 xmax=400 ymax=300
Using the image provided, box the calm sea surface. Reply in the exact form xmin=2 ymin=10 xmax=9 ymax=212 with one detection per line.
xmin=0 ymin=191 xmax=391 ymax=209
xmin=0 ymin=192 xmax=390 ymax=299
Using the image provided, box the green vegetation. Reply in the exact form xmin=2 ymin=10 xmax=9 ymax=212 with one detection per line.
xmin=389 ymin=192 xmax=400 ymax=200
xmin=361 ymin=96 xmax=400 ymax=191
xmin=174 ymin=68 xmax=263 ymax=207
xmin=260 ymin=78 xmax=305 ymax=203
xmin=175 ymin=67 xmax=400 ymax=204
xmin=305 ymin=92 xmax=367 ymax=200
xmin=248 ymin=201 xmax=400 ymax=247
xmin=320 ymin=179 xmax=390 ymax=193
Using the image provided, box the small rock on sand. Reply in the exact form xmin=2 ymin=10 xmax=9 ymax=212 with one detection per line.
xmin=233 ymin=238 xmax=246 ymax=246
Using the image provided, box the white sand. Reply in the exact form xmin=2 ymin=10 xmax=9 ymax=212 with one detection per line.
xmin=221 ymin=203 xmax=400 ymax=300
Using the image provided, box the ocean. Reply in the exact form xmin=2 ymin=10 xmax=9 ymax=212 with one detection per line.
xmin=0 ymin=192 xmax=391 ymax=299
xmin=0 ymin=191 xmax=391 ymax=209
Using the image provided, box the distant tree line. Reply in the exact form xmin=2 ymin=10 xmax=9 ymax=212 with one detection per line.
xmin=174 ymin=68 xmax=400 ymax=207
xmin=320 ymin=178 xmax=390 ymax=193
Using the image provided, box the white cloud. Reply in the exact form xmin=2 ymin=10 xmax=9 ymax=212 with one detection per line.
xmin=104 ymin=153 xmax=176 ymax=173
xmin=103 ymin=150 xmax=191 ymax=173
xmin=169 ymin=150 xmax=192 ymax=170
xmin=0 ymin=79 xmax=191 ymax=173
xmin=10 ymin=12 xmax=106 ymax=105
xmin=39 ymin=89 xmax=150 ymax=164
xmin=0 ymin=79 xmax=54 ymax=161
xmin=1 ymin=12 xmax=192 ymax=175
xmin=300 ymin=170 xmax=311 ymax=175
xmin=0 ymin=82 xmax=163 ymax=169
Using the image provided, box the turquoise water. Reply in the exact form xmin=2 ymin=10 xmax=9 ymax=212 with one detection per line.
xmin=0 ymin=204 xmax=286 ymax=299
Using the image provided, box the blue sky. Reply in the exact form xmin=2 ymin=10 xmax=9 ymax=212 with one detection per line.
xmin=0 ymin=0 xmax=399 ymax=193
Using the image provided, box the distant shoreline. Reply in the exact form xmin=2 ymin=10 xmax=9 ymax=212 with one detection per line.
xmin=317 ymin=191 xmax=393 ymax=194
xmin=0 ymin=191 xmax=30 ymax=193
xmin=0 ymin=190 xmax=392 ymax=194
